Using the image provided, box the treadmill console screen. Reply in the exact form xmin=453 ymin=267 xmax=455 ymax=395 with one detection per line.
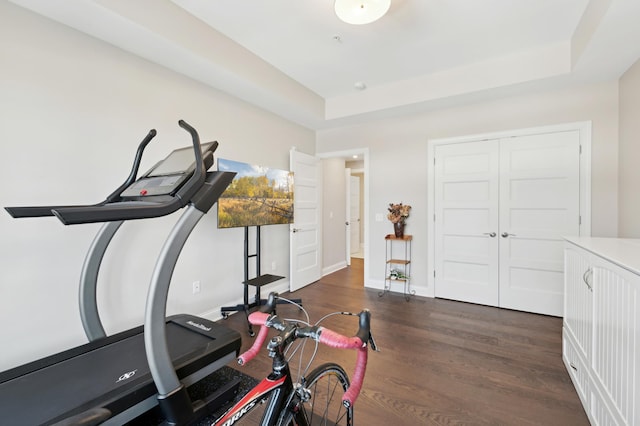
xmin=120 ymin=142 xmax=216 ymax=199
xmin=148 ymin=142 xmax=215 ymax=177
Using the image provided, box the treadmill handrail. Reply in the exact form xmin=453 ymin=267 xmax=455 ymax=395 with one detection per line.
xmin=52 ymin=199 xmax=184 ymax=225
xmin=173 ymin=119 xmax=206 ymax=205
xmin=5 ymin=205 xmax=85 ymax=218
xmin=8 ymin=120 xmax=214 ymax=225
xmin=104 ymin=129 xmax=157 ymax=203
xmin=4 ymin=130 xmax=158 ymax=219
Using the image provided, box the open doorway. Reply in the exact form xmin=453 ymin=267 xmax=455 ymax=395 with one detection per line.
xmin=317 ymin=149 xmax=369 ymax=286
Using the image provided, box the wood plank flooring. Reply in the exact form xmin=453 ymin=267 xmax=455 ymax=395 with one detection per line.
xmin=219 ymin=258 xmax=589 ymax=425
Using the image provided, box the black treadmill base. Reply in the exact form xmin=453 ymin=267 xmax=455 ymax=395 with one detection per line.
xmin=0 ymin=315 xmax=241 ymax=426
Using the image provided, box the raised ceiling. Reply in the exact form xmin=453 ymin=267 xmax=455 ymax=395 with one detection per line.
xmin=9 ymin=0 xmax=640 ymax=129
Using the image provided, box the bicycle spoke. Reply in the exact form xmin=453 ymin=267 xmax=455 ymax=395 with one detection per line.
xmin=301 ymin=367 xmax=351 ymax=426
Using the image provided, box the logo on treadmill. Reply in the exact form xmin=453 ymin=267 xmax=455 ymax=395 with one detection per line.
xmin=116 ymin=369 xmax=137 ymax=383
xmin=187 ymin=320 xmax=212 ymax=332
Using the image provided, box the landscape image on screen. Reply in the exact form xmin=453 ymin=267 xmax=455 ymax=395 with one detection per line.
xmin=217 ymin=158 xmax=294 ymax=228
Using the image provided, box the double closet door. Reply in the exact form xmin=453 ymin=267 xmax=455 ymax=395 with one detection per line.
xmin=433 ymin=131 xmax=580 ymax=316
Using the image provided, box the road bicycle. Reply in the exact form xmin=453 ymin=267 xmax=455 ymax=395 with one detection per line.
xmin=212 ymin=292 xmax=377 ymax=426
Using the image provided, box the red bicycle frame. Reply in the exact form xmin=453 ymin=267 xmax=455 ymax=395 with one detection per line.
xmin=212 ymin=371 xmax=292 ymax=426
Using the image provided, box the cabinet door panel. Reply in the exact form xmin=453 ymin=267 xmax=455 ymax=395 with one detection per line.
xmin=563 ymin=331 xmax=591 ymax=409
xmin=592 ymin=258 xmax=639 ymax=426
xmin=563 ymin=245 xmax=593 ymax=360
xmin=592 ymin=385 xmax=623 ymax=426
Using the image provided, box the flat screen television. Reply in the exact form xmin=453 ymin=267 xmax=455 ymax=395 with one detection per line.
xmin=217 ymin=158 xmax=294 ymax=228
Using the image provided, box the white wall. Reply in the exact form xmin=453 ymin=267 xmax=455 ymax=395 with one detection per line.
xmin=618 ymin=58 xmax=640 ymax=237
xmin=317 ymin=81 xmax=619 ymax=296
xmin=0 ymin=3 xmax=314 ymax=371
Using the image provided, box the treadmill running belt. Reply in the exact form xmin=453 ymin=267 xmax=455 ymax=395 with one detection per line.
xmin=0 ymin=315 xmax=240 ymax=425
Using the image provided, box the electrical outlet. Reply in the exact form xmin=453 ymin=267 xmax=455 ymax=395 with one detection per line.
xmin=192 ymin=280 xmax=201 ymax=294
xmin=271 ymin=261 xmax=277 ymax=271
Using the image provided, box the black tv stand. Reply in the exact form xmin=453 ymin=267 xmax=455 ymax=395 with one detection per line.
xmin=221 ymin=226 xmax=301 ymax=336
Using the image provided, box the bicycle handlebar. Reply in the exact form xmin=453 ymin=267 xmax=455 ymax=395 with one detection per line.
xmin=317 ymin=323 xmax=369 ymax=408
xmin=236 ymin=312 xmax=270 ymax=365
xmin=237 ymin=306 xmax=372 ymax=408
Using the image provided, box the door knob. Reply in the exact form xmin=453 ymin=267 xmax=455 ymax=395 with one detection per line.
xmin=483 ymin=232 xmax=496 ymax=238
xmin=501 ymin=232 xmax=517 ymax=238
xmin=292 ymin=228 xmax=301 ymax=233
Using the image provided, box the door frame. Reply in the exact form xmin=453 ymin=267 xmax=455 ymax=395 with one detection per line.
xmin=426 ymin=121 xmax=592 ymax=298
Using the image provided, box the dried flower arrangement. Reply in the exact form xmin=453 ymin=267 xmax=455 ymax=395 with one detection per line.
xmin=387 ymin=203 xmax=411 ymax=224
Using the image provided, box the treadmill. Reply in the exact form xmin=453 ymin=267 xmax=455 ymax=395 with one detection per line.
xmin=0 ymin=120 xmax=242 ymax=425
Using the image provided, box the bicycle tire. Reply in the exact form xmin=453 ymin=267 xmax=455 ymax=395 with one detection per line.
xmin=279 ymin=363 xmax=354 ymax=426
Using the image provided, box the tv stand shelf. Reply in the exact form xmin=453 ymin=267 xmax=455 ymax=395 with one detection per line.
xmin=245 ymin=274 xmax=284 ymax=287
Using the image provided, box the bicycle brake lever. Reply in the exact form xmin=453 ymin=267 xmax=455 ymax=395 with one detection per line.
xmin=368 ymin=332 xmax=380 ymax=352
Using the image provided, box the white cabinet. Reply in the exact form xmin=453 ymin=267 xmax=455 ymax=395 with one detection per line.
xmin=563 ymin=244 xmax=593 ymax=408
xmin=563 ymin=238 xmax=640 ymax=426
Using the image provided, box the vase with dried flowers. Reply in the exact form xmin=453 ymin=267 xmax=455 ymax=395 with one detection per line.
xmin=387 ymin=202 xmax=411 ymax=237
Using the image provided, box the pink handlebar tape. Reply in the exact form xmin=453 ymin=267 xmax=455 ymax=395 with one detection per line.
xmin=319 ymin=327 xmax=368 ymax=407
xmin=237 ymin=312 xmax=270 ymax=365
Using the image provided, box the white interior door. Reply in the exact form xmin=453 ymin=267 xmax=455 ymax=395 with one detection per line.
xmin=498 ymin=131 xmax=580 ymax=316
xmin=433 ymin=130 xmax=581 ymax=316
xmin=289 ymin=148 xmax=322 ymax=292
xmin=433 ymin=140 xmax=500 ymax=306
xmin=349 ymin=175 xmax=360 ymax=255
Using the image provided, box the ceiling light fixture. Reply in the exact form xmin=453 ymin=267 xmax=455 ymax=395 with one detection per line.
xmin=334 ymin=0 xmax=391 ymax=25
xmin=354 ymin=81 xmax=367 ymax=90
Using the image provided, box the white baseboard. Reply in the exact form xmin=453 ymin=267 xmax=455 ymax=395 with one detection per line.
xmin=322 ymin=261 xmax=347 ymax=276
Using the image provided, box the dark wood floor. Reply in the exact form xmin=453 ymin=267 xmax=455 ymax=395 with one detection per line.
xmin=220 ymin=258 xmax=589 ymax=425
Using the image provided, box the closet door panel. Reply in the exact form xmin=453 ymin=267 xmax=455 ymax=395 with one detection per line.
xmin=499 ymin=131 xmax=580 ymax=316
xmin=434 ymin=140 xmax=500 ymax=306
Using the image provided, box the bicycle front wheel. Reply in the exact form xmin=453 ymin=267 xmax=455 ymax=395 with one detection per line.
xmin=280 ymin=363 xmax=354 ymax=426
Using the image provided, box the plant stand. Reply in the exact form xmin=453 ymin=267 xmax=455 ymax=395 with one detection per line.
xmin=379 ymin=234 xmax=414 ymax=301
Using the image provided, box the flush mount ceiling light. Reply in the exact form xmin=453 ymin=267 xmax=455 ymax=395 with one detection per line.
xmin=334 ymin=0 xmax=391 ymax=25
xmin=354 ymin=81 xmax=367 ymax=90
